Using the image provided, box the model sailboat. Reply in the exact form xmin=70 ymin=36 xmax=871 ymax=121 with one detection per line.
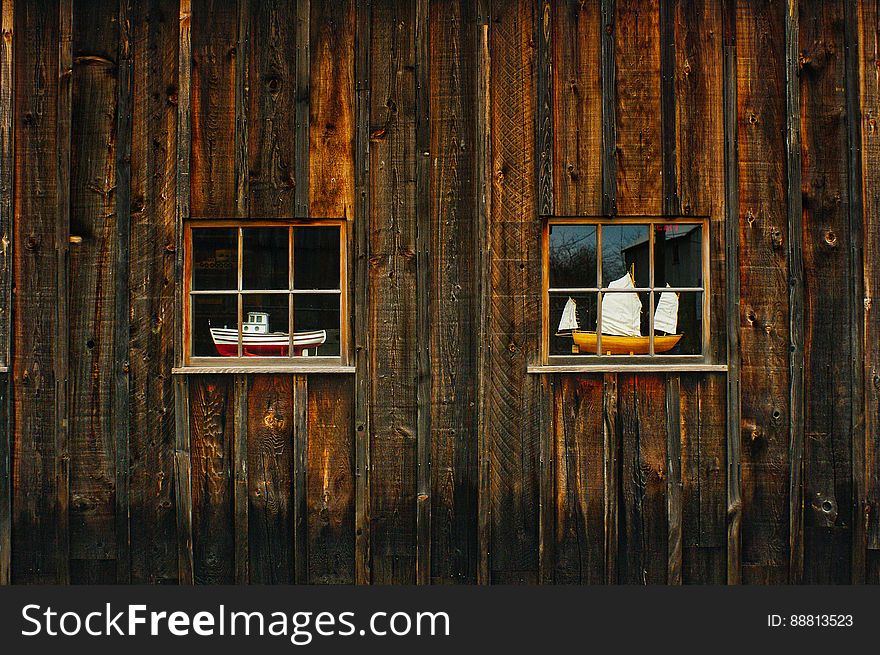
xmin=560 ymin=273 xmax=683 ymax=355
xmin=211 ymin=311 xmax=326 ymax=357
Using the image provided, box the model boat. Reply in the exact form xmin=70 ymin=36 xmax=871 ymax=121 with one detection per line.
xmin=558 ymin=271 xmax=682 ymax=355
xmin=210 ymin=311 xmax=326 ymax=357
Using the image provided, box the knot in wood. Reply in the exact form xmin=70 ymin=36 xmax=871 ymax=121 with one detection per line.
xmin=823 ymin=229 xmax=837 ymax=247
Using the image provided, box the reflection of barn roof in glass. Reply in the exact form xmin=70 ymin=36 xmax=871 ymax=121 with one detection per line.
xmin=620 ymin=223 xmax=700 ymax=252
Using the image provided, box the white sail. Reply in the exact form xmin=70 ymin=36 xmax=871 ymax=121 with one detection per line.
xmin=654 ymin=285 xmax=679 ymax=334
xmin=599 ymin=272 xmax=642 ymax=337
xmin=557 ymin=297 xmax=579 ymax=333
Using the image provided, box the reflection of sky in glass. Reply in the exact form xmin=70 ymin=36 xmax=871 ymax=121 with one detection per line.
xmin=549 ymin=224 xmax=597 ymax=289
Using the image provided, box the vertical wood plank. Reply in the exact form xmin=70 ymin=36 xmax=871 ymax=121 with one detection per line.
xmin=618 ymin=374 xmax=668 ymax=584
xmin=307 ymin=375 xmax=355 ymax=583
xmin=553 ymin=0 xmax=602 ymax=215
xmin=428 ymin=0 xmax=478 ymax=585
xmin=114 ymin=0 xmax=133 ymax=584
xmin=68 ymin=0 xmax=118 ymax=583
xmin=474 ymin=15 xmax=491 ymax=586
xmin=552 ymin=376 xmax=605 ymax=584
xmin=722 ymin=0 xmax=742 ymax=585
xmin=233 ymin=374 xmax=248 ymax=583
xmin=602 ymin=372 xmax=619 ymax=583
xmin=857 ymin=0 xmax=879 ymax=572
xmin=785 ymin=0 xmax=806 ymax=585
xmin=129 ymin=0 xmax=179 ymax=585
xmin=248 ymin=0 xmax=295 ymax=217
xmin=293 ymin=374 xmax=308 ymax=583
xmin=844 ymin=0 xmax=866 ymax=584
xmin=736 ymin=0 xmax=791 ymax=584
xmin=246 ymin=374 xmax=293 ymax=584
xmin=614 ymin=0 xmax=662 ymax=216
xmin=414 ymin=0 xmax=431 ymax=587
xmin=680 ymin=374 xmax=727 ymax=584
xmin=173 ymin=0 xmax=193 ymax=582
xmin=0 ymin=0 xmax=14 ymax=586
xmin=56 ymin=0 xmax=72 ymax=586
xmin=800 ymin=0 xmax=854 ymax=584
xmin=666 ymin=374 xmax=682 ymax=585
xmin=535 ymin=0 xmax=553 ymax=586
xmin=368 ymin=0 xmax=418 ymax=585
xmin=189 ymin=0 xmax=237 ymax=218
xmin=485 ymin=0 xmax=540 ymax=584
xmin=601 ymin=0 xmax=616 ymax=215
xmin=295 ymin=0 xmax=309 ymax=217
xmin=190 ymin=375 xmax=234 ymax=584
xmin=353 ymin=0 xmax=371 ymax=586
xmin=173 ymin=375 xmax=193 ymax=583
xmin=674 ymin=0 xmax=727 ymax=584
xmin=309 ymin=0 xmax=355 ymax=220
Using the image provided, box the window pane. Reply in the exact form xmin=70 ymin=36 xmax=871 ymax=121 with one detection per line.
xmin=597 ymin=289 xmax=650 ymax=354
xmin=549 ymin=224 xmax=597 ymax=289
xmin=192 ymin=228 xmax=238 ymax=290
xmin=601 ymin=224 xmax=649 ymax=288
xmin=653 ymin=223 xmax=702 ymax=288
xmin=294 ymin=226 xmax=340 ymax=290
xmin=192 ymin=294 xmax=238 ymax=357
xmin=243 ymin=227 xmax=289 ymax=290
xmin=653 ymin=290 xmax=702 ymax=355
xmin=549 ymin=292 xmax=597 ymax=356
xmin=242 ymin=293 xmax=290 ymax=357
xmin=293 ymin=293 xmax=340 ymax=357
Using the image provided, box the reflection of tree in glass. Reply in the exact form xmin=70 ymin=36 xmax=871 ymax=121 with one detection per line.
xmin=549 ymin=229 xmax=596 ymax=287
xmin=603 ymin=226 xmax=648 ymax=283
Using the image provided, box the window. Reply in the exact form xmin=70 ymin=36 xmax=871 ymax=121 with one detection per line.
xmin=184 ymin=220 xmax=347 ymax=366
xmin=543 ymin=217 xmax=710 ymax=363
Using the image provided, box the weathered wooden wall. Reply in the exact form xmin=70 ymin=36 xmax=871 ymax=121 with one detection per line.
xmin=0 ymin=0 xmax=877 ymax=585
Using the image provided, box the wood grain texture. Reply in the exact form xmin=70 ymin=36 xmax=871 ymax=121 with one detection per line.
xmin=722 ymin=0 xmax=742 ymax=585
xmin=190 ymin=0 xmax=237 ymax=218
xmin=552 ymin=375 xmax=605 ymax=583
xmin=309 ymin=0 xmax=354 ymax=220
xmin=248 ymin=0 xmax=295 ymax=217
xmin=680 ymin=374 xmax=726 ymax=584
xmin=0 ymin=0 xmax=13 ymax=586
xmin=485 ymin=0 xmax=540 ymax=583
xmin=233 ymin=374 xmax=248 ymax=583
xmin=736 ymin=0 xmax=791 ymax=585
xmin=618 ymin=374 xmax=668 ymax=584
xmin=352 ymin=0 xmax=371 ymax=585
xmin=69 ymin=0 xmax=118 ymax=583
xmin=114 ymin=0 xmax=133 ymax=584
xmin=246 ymin=374 xmax=293 ymax=584
xmin=189 ymin=375 xmax=234 ymax=584
xmin=367 ymin=0 xmax=418 ymax=585
xmin=799 ymin=0 xmax=853 ymax=584
xmin=859 ymin=0 xmax=880 ymax=564
xmin=129 ymin=0 xmax=178 ymax=585
xmin=614 ymin=0 xmax=662 ymax=216
xmin=552 ymin=0 xmax=602 ymax=215
xmin=12 ymin=0 xmax=61 ymax=584
xmin=307 ymin=375 xmax=355 ymax=583
xmin=428 ymin=0 xmax=478 ymax=585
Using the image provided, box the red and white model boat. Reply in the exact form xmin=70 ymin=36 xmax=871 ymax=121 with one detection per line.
xmin=210 ymin=311 xmax=326 ymax=357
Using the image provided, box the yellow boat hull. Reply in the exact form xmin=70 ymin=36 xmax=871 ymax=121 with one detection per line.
xmin=571 ymin=331 xmax=683 ymax=355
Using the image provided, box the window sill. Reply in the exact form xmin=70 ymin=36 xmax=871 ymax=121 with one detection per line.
xmin=527 ymin=363 xmax=728 ymax=374
xmin=173 ymin=365 xmax=356 ymax=375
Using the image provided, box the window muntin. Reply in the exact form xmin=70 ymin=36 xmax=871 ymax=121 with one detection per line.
xmin=185 ymin=220 xmax=346 ymax=365
xmin=544 ymin=217 xmax=709 ymax=362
